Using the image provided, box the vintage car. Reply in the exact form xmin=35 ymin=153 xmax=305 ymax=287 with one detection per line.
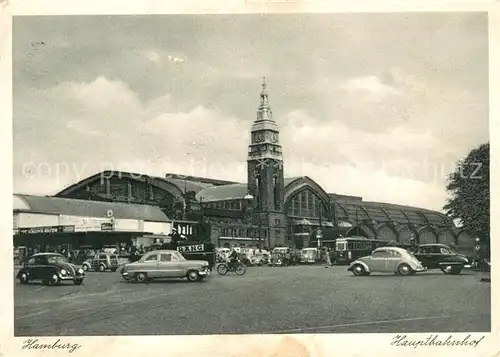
xmin=348 ymin=247 xmax=426 ymax=276
xmin=268 ymin=247 xmax=294 ymax=267
xmin=120 ymin=249 xmax=210 ymax=283
xmin=17 ymin=252 xmax=85 ymax=285
xmin=82 ymin=252 xmax=119 ymax=272
xmin=249 ymin=251 xmax=270 ymax=266
xmin=413 ymin=244 xmax=469 ymax=274
xmin=300 ymin=248 xmax=318 ymax=264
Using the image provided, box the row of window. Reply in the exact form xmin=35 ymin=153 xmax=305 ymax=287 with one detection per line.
xmin=221 ymin=227 xmax=281 ymax=238
xmin=203 ymin=201 xmax=242 ymax=210
xmin=98 ymin=179 xmax=158 ymax=201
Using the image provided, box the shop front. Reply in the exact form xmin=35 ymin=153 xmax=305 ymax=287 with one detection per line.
xmin=13 ymin=224 xmax=157 ymax=264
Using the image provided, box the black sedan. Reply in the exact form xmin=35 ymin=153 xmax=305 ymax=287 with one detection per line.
xmin=17 ymin=253 xmax=85 ymax=286
xmin=413 ymin=244 xmax=469 ymax=274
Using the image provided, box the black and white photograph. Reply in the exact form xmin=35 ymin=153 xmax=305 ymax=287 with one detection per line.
xmin=2 ymin=2 xmax=498 ymax=356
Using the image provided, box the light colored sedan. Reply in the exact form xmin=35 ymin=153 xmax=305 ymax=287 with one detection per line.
xmin=347 ymin=247 xmax=426 ymax=276
xmin=120 ymin=250 xmax=210 ymax=283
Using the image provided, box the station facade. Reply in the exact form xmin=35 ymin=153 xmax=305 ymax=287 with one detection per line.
xmin=14 ymin=79 xmax=475 ymax=255
xmin=13 ymin=194 xmax=200 ymax=255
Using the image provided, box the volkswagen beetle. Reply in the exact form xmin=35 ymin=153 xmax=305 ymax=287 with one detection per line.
xmin=17 ymin=252 xmax=85 ymax=285
xmin=347 ymin=247 xmax=426 ymax=276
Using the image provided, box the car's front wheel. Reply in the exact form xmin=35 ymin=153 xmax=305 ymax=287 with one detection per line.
xmin=397 ymin=263 xmax=413 ymax=276
xmin=82 ymin=264 xmax=89 ymax=272
xmin=186 ymin=270 xmax=200 ymax=282
xmin=49 ymin=274 xmax=61 ymax=286
xmin=134 ymin=272 xmax=148 ymax=283
xmin=73 ymin=279 xmax=83 ymax=285
xmin=352 ymin=264 xmax=366 ymax=276
xmin=19 ymin=272 xmax=29 ymax=284
xmin=441 ymin=265 xmax=462 ymax=274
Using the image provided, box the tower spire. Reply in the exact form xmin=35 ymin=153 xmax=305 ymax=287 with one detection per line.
xmin=257 ymin=76 xmax=272 ymax=121
xmin=260 ymin=76 xmax=268 ymax=104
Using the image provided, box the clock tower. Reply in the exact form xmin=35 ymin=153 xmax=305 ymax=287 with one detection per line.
xmin=247 ymin=78 xmax=285 ymax=247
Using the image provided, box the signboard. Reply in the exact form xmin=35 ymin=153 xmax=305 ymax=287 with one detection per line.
xmin=173 ymin=222 xmax=196 ymax=236
xmin=316 ymin=229 xmax=323 ymax=239
xmin=59 ymin=215 xmax=111 ymax=232
xmin=18 ymin=225 xmax=75 ymax=235
xmin=177 ymin=244 xmax=204 ymax=253
xmin=101 ymin=223 xmax=114 ymax=231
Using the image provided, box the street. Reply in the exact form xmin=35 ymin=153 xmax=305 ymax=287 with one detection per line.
xmin=14 ymin=265 xmax=490 ymax=336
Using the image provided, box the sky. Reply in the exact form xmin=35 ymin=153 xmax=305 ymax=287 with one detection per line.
xmin=12 ymin=13 xmax=489 ymax=212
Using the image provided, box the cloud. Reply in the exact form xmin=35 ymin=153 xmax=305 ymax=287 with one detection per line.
xmin=66 ymin=120 xmax=105 ymax=137
xmin=281 ymin=110 xmax=443 ymax=164
xmin=140 ymin=50 xmax=187 ymax=66
xmin=13 ymin=76 xmax=456 ymax=211
xmin=339 ymin=75 xmax=399 ymax=102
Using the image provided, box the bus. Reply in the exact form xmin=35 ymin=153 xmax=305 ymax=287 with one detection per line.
xmin=334 ymin=236 xmax=410 ymax=264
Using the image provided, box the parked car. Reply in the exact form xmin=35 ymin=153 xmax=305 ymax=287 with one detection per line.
xmin=17 ymin=253 xmax=85 ymax=285
xmin=82 ymin=252 xmax=119 ymax=272
xmin=413 ymin=244 xmax=469 ymax=274
xmin=300 ymin=248 xmax=318 ymax=264
xmin=120 ymin=249 xmax=210 ymax=283
xmin=249 ymin=251 xmax=270 ymax=266
xmin=348 ymin=247 xmax=426 ymax=276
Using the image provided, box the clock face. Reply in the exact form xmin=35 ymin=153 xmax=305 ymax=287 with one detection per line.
xmin=255 ymin=132 xmax=264 ymax=143
xmin=271 ymin=133 xmax=278 ymax=143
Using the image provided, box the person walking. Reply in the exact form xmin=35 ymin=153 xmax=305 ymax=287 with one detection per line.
xmin=324 ymin=247 xmax=332 ymax=268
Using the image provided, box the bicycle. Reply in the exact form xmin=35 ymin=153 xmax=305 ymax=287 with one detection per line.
xmin=217 ymin=260 xmax=247 ymax=276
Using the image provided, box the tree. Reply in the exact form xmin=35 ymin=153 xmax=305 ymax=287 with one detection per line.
xmin=444 ymin=143 xmax=489 ymax=243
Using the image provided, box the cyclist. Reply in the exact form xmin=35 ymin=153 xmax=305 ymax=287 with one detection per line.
xmin=227 ymin=249 xmax=239 ymax=270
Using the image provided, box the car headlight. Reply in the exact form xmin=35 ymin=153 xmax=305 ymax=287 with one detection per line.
xmin=78 ymin=268 xmax=84 ymax=274
xmin=60 ymin=269 xmax=67 ymax=276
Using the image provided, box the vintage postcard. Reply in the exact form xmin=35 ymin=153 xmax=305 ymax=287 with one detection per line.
xmin=1 ymin=1 xmax=498 ymax=356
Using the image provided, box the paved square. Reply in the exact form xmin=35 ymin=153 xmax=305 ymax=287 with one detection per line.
xmin=15 ymin=265 xmax=490 ymax=336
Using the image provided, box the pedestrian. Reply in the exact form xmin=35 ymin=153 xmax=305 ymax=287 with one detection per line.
xmin=324 ymin=247 xmax=332 ymax=268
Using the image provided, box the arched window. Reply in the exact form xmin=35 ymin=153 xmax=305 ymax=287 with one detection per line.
xmin=287 ymin=189 xmax=328 ymax=220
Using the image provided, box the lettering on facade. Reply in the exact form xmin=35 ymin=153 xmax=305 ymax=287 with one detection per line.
xmin=18 ymin=225 xmax=76 ymax=235
xmin=101 ymin=223 xmax=114 ymax=231
xmin=177 ymin=244 xmax=204 ymax=253
xmin=173 ymin=222 xmax=195 ymax=236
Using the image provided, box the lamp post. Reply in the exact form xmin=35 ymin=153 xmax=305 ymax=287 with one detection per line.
xmin=475 ymin=237 xmax=481 ymax=270
xmin=198 ymin=196 xmax=206 ymax=242
xmin=317 ymin=200 xmax=323 ymax=248
xmin=355 ymin=207 xmax=359 ymax=236
xmin=409 ymin=234 xmax=415 ymax=252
